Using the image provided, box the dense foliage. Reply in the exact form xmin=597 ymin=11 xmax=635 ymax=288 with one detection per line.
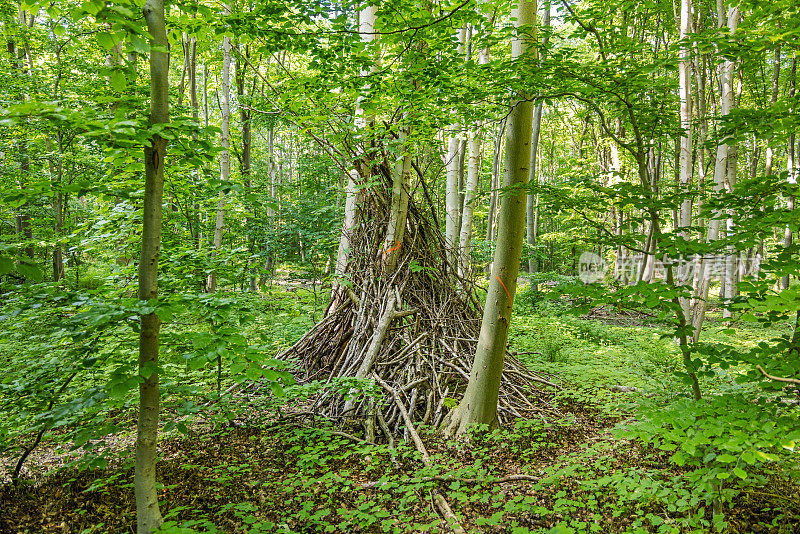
xmin=1 ymin=0 xmax=799 ymax=531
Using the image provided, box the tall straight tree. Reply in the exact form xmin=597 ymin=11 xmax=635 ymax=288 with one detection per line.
xmin=458 ymin=27 xmax=492 ymax=280
xmin=444 ymin=26 xmax=468 ymax=268
xmin=692 ymin=1 xmax=739 ymax=332
xmin=525 ymin=0 xmax=550 ymax=273
xmin=136 ymin=0 xmax=169 ymax=530
xmin=207 ymin=7 xmax=232 ymax=293
xmin=676 ymin=0 xmax=693 ymax=310
xmin=333 ymin=4 xmax=377 ymax=294
xmin=443 ymin=0 xmax=537 ymax=437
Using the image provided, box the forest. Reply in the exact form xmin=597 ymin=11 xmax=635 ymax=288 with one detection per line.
xmin=1 ymin=0 xmax=799 ymax=531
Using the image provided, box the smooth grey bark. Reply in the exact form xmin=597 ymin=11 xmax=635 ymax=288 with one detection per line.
xmin=444 ymin=27 xmax=468 ymax=267
xmin=721 ymin=5 xmax=740 ymax=319
xmin=445 ymin=132 xmax=461 ymax=264
xmin=676 ymin=0 xmax=694 ymax=312
xmin=333 ymin=5 xmax=376 ymax=294
xmin=692 ymin=3 xmax=739 ymax=338
xmin=383 ymin=128 xmax=412 ymax=273
xmin=525 ymin=0 xmax=550 ymax=274
xmin=136 ymin=0 xmax=169 ymax=530
xmin=207 ymin=21 xmax=232 ymax=293
xmin=458 ymin=28 xmax=494 ymax=280
xmin=443 ymin=0 xmax=537 ymax=437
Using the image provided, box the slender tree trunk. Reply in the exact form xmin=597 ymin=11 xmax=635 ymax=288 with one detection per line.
xmin=526 ymin=0 xmax=549 ymax=274
xmin=207 ymin=22 xmax=232 ymax=293
xmin=458 ymin=128 xmax=482 ymax=280
xmin=764 ymin=43 xmax=780 ymax=177
xmin=136 ymin=0 xmax=169 ymax=530
xmin=189 ymin=36 xmax=200 ymax=250
xmin=782 ymin=58 xmax=796 ymax=291
xmin=263 ymin=126 xmax=277 ymax=280
xmin=677 ymin=0 xmax=694 ymax=314
xmin=444 ymin=27 xmax=468 ymax=267
xmin=236 ymin=44 xmax=256 ymax=291
xmin=383 ymin=128 xmax=412 ymax=273
xmin=458 ymin=32 xmax=493 ymax=280
xmin=445 ymin=133 xmax=461 ymax=264
xmin=333 ymin=5 xmax=376 ymax=297
xmin=722 ymin=7 xmax=741 ymax=318
xmin=693 ymin=2 xmax=738 ymax=337
xmin=176 ymin=33 xmax=188 ymax=107
xmin=444 ymin=0 xmax=537 ymax=437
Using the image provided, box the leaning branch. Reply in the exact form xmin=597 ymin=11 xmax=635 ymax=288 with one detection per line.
xmin=757 ymin=365 xmax=800 ymax=385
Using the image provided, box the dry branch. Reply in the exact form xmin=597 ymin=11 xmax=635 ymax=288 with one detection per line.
xmin=757 ymin=365 xmax=800 ymax=385
xmin=373 ymin=373 xmax=465 ymax=534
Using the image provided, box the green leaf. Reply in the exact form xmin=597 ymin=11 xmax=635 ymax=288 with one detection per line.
xmin=17 ymin=261 xmax=43 ymax=281
xmin=110 ymin=70 xmax=127 ymax=92
xmin=733 ymin=467 xmax=748 ymax=479
xmin=269 ymin=381 xmax=284 ymax=397
xmin=97 ymin=32 xmax=118 ymax=51
xmin=130 ymin=34 xmax=150 ymax=54
xmin=717 ymin=453 xmax=737 ymax=464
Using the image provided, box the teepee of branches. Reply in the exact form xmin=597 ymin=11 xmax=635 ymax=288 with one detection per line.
xmin=278 ymin=159 xmax=558 ymax=440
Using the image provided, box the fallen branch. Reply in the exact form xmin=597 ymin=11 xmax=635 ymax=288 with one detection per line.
xmin=361 ymin=473 xmax=540 ymax=489
xmin=757 ymin=365 xmax=800 ymax=385
xmin=373 ymin=373 xmax=465 ymax=534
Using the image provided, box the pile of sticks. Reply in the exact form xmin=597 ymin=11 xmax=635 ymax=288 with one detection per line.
xmin=279 ymin=183 xmax=557 ymax=438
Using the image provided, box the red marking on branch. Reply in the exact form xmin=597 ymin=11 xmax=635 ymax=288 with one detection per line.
xmin=495 ymin=275 xmax=513 ymax=305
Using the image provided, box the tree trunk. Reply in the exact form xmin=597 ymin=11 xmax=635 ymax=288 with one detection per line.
xmin=526 ymin=0 xmax=549 ymax=274
xmin=764 ymin=42 xmax=780 ymax=177
xmin=207 ymin=22 xmax=232 ymax=293
xmin=236 ymin=44 xmax=255 ymax=291
xmin=484 ymin=119 xmax=505 ymax=276
xmin=692 ymin=2 xmax=739 ymax=337
xmin=676 ymin=0 xmax=694 ymax=314
xmin=443 ymin=0 xmax=537 ymax=437
xmin=458 ymin=39 xmax=493 ymax=280
xmin=721 ymin=5 xmax=740 ymax=319
xmin=333 ymin=5 xmax=376 ymax=296
xmin=782 ymin=58 xmax=796 ymax=291
xmin=445 ymin=133 xmax=461 ymax=265
xmin=136 ymin=0 xmax=169 ymax=531
xmin=383 ymin=129 xmax=412 ymax=273
xmin=444 ymin=27 xmax=468 ymax=267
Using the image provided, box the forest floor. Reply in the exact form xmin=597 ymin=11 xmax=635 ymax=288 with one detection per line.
xmin=1 ymin=278 xmax=799 ymax=533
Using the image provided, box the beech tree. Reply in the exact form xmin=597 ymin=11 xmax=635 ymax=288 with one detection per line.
xmin=443 ymin=0 xmax=538 ymax=437
xmin=136 ymin=0 xmax=169 ymax=530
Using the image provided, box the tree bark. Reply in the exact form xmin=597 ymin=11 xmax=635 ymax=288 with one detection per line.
xmin=676 ymin=0 xmax=694 ymax=314
xmin=383 ymin=128 xmax=412 ymax=273
xmin=458 ymin=29 xmax=494 ymax=280
xmin=333 ymin=5 xmax=376 ymax=296
xmin=444 ymin=27 xmax=468 ymax=267
xmin=692 ymin=2 xmax=739 ymax=337
xmin=207 ymin=20 xmax=232 ymax=293
xmin=443 ymin=0 xmax=537 ymax=437
xmin=136 ymin=0 xmax=169 ymax=530
xmin=526 ymin=0 xmax=550 ymax=274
